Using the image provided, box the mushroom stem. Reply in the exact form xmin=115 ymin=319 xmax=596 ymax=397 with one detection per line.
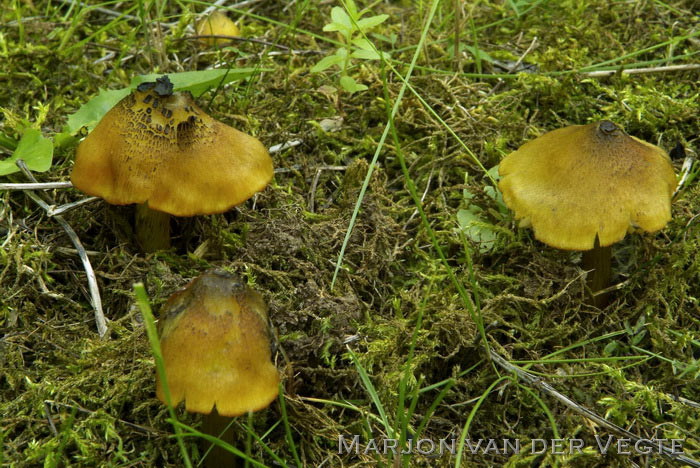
xmin=135 ymin=203 xmax=171 ymax=252
xmin=201 ymin=410 xmax=240 ymax=467
xmin=582 ymin=236 xmax=611 ymax=307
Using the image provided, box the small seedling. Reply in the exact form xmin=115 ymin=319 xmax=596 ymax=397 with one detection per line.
xmin=311 ymin=0 xmax=389 ymax=94
xmin=0 ymin=128 xmax=53 ymax=176
xmin=0 ymin=103 xmax=53 ymax=176
xmin=457 ymin=167 xmax=507 ymax=253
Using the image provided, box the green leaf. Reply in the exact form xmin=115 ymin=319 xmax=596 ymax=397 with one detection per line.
xmin=53 ymin=132 xmax=78 ymax=149
xmin=131 ymin=68 xmax=261 ymax=97
xmin=0 ymin=133 xmax=18 ymax=151
xmin=64 ymin=88 xmax=131 ymax=135
xmin=322 ymin=21 xmax=347 ymax=34
xmin=351 ymin=48 xmax=381 ymax=60
xmin=63 ymin=68 xmax=263 ymax=135
xmin=350 ymin=38 xmax=387 ymax=60
xmin=0 ymin=128 xmax=53 ymax=176
xmin=311 ymin=53 xmax=346 ymax=73
xmin=371 ymin=32 xmax=397 ymax=46
xmin=325 ymin=7 xmax=353 ymax=39
xmin=339 ymin=75 xmax=367 ymax=94
xmin=356 ymin=14 xmax=389 ymax=32
xmin=483 ymin=165 xmax=508 ymax=214
xmin=330 ymin=6 xmax=351 ymax=27
xmin=352 ymin=37 xmax=376 ymax=51
xmin=457 ymin=208 xmax=498 ymax=253
xmin=345 ymin=0 xmax=359 ymax=21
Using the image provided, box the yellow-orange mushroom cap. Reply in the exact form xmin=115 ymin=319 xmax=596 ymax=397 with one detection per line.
xmin=498 ymin=121 xmax=676 ymax=250
xmin=156 ymin=270 xmax=280 ymax=416
xmin=196 ymin=11 xmax=240 ymax=46
xmin=71 ymin=76 xmax=273 ymax=217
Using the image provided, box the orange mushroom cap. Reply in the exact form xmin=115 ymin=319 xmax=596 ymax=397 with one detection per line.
xmin=498 ymin=121 xmax=676 ymax=250
xmin=156 ymin=270 xmax=279 ymax=416
xmin=71 ymin=76 xmax=273 ymax=216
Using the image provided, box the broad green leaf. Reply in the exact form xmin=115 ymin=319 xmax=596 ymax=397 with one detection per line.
xmin=0 ymin=128 xmax=53 ymax=176
xmin=487 ymin=164 xmax=501 ymax=181
xmin=64 ymin=68 xmax=263 ymax=135
xmin=334 ymin=47 xmax=349 ymax=59
xmin=356 ymin=14 xmax=389 ymax=32
xmin=322 ymin=21 xmax=347 ymax=34
xmin=64 ymin=88 xmax=131 ymax=135
xmin=311 ymin=54 xmax=346 ymax=73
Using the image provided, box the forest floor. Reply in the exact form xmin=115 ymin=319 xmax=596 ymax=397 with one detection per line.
xmin=1 ymin=0 xmax=699 ymax=467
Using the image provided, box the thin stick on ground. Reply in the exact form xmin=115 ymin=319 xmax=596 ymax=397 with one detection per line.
xmin=47 ymin=196 xmax=100 ymax=217
xmin=0 ymin=181 xmax=73 ymax=190
xmin=581 ymin=63 xmax=700 ymax=77
xmin=308 ymin=165 xmax=346 ymax=212
xmin=488 ymin=348 xmax=700 ymax=468
xmin=673 ymin=146 xmax=697 ymax=198
xmin=14 ymin=160 xmax=108 ymax=338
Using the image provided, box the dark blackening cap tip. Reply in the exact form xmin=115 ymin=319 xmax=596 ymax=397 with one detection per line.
xmin=136 ymin=75 xmax=174 ymax=96
xmin=598 ymin=120 xmax=619 ymax=135
xmin=669 ymin=142 xmax=686 ymax=160
xmin=154 ymin=75 xmax=174 ymax=96
xmin=136 ymin=81 xmax=155 ymax=92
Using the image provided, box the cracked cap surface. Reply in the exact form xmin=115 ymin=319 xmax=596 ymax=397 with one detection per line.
xmin=71 ymin=77 xmax=273 ymax=216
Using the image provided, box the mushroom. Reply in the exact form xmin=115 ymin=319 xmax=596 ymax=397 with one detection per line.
xmin=195 ymin=11 xmax=240 ymax=46
xmin=156 ymin=269 xmax=279 ymax=465
xmin=498 ymin=121 xmax=676 ymax=306
xmin=71 ymin=75 xmax=273 ymax=252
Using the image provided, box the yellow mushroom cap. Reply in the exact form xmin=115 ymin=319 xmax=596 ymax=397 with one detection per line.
xmin=498 ymin=121 xmax=676 ymax=250
xmin=71 ymin=76 xmax=273 ymax=216
xmin=156 ymin=270 xmax=280 ymax=416
xmin=195 ymin=11 xmax=240 ymax=46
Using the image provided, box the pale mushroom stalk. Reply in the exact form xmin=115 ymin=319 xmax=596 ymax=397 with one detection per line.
xmin=135 ymin=204 xmax=171 ymax=252
xmin=582 ymin=236 xmax=612 ymax=307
